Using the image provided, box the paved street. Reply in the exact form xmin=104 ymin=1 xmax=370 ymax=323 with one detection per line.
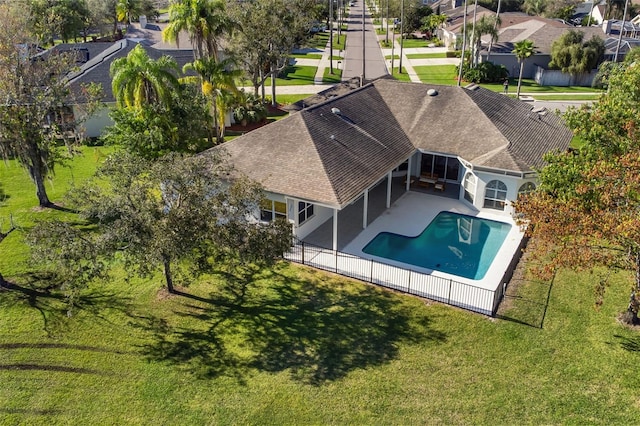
xmin=341 ymin=0 xmax=388 ymax=82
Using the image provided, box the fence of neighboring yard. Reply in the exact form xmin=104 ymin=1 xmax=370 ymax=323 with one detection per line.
xmin=285 ymin=238 xmax=528 ymax=316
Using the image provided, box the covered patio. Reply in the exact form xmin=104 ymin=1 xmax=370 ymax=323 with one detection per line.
xmin=302 ymin=175 xmax=460 ymax=250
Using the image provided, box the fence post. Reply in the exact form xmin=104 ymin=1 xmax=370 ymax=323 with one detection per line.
xmin=335 ymin=250 xmax=338 ymax=273
xmin=407 ymin=270 xmax=411 ymax=293
xmin=301 ymin=241 xmax=305 ymax=264
xmin=447 ymin=279 xmax=452 ymax=304
xmin=370 ymin=259 xmax=374 ymax=283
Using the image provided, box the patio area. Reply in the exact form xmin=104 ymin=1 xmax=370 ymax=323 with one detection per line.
xmin=299 ymin=177 xmax=525 ymax=294
xmin=303 ymin=175 xmax=460 ymax=250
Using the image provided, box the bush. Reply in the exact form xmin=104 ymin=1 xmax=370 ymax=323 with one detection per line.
xmin=460 ymin=61 xmax=508 ymax=83
xmin=446 ymin=50 xmax=461 ymax=58
xmin=233 ymin=92 xmax=267 ymax=126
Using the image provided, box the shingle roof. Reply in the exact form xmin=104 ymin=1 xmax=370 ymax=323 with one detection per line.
xmin=208 ymin=79 xmax=572 ymax=208
xmin=67 ymin=39 xmax=194 ymax=103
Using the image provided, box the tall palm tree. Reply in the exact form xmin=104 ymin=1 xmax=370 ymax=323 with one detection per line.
xmin=110 ymin=44 xmax=181 ymax=109
xmin=162 ymin=0 xmax=235 ymax=61
xmin=512 ymin=39 xmax=535 ymax=98
xmin=182 ymin=57 xmax=241 ymax=143
xmin=470 ymin=15 xmax=500 ymax=67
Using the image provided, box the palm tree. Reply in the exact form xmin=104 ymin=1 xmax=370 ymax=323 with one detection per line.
xmin=116 ymin=0 xmax=141 ymax=24
xmin=512 ymin=39 xmax=535 ymax=98
xmin=470 ymin=15 xmax=500 ymax=67
xmin=162 ymin=0 xmax=235 ymax=61
xmin=110 ymin=44 xmax=181 ymax=109
xmin=182 ymin=57 xmax=241 ymax=143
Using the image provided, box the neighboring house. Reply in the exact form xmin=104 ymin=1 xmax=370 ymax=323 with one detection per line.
xmin=202 ymin=78 xmax=572 ymax=251
xmin=65 ymin=39 xmax=194 ymax=138
xmin=479 ymin=13 xmax=604 ymax=79
xmin=437 ymin=4 xmax=495 ymax=50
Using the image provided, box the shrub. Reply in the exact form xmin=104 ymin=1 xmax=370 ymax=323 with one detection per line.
xmin=233 ymin=92 xmax=267 ymax=126
xmin=460 ymin=61 xmax=508 ymax=83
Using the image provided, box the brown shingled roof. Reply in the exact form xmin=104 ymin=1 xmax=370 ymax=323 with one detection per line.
xmin=207 ymin=79 xmax=572 ymax=208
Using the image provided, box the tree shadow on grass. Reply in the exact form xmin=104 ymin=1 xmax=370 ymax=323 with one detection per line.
xmin=614 ymin=334 xmax=640 ymax=352
xmin=140 ymin=265 xmax=447 ymax=385
xmin=0 ymin=273 xmax=134 ymax=337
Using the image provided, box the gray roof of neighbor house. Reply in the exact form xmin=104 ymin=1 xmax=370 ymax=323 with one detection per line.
xmin=204 ymin=78 xmax=572 ymax=208
xmin=480 ymin=13 xmax=605 ymax=55
xmin=66 ymin=39 xmax=194 ymax=103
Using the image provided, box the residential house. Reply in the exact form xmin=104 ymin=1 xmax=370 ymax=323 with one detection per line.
xmin=66 ymin=39 xmax=195 ymax=138
xmin=202 ymin=78 xmax=572 ymax=252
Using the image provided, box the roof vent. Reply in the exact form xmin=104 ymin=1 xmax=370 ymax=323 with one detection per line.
xmin=331 ymin=107 xmax=341 ymax=115
xmin=464 ymin=83 xmax=479 ymax=91
xmin=531 ymin=106 xmax=548 ymax=115
xmin=427 ymin=88 xmax=438 ymax=96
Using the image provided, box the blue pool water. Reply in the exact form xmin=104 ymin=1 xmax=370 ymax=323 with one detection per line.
xmin=362 ymin=212 xmax=511 ymax=280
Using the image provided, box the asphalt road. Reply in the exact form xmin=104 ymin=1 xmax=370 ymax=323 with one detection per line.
xmin=341 ymin=0 xmax=388 ymax=82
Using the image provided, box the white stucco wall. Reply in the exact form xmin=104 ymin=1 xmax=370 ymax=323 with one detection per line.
xmin=474 ymin=170 xmax=524 ymax=216
xmin=292 ymin=202 xmax=334 ymax=240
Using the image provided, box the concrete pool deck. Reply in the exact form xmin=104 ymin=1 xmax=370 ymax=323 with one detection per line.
xmin=341 ymin=190 xmax=525 ymax=292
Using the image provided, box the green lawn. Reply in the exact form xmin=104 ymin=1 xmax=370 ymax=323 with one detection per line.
xmin=479 ymin=79 xmax=605 ymax=94
xmin=323 ymin=67 xmax=343 ymax=84
xmin=2 ymin=150 xmax=640 ymax=424
xmin=291 ymin=53 xmax=323 ymax=59
xmin=266 ymin=65 xmax=317 ymax=86
xmin=406 ymin=52 xmax=447 ymax=59
xmin=390 ymin=68 xmax=411 ymax=82
xmin=414 ymin=64 xmax=459 ymax=85
xmin=270 ymin=94 xmax=314 ymax=106
xmin=399 ymin=38 xmax=428 ymax=48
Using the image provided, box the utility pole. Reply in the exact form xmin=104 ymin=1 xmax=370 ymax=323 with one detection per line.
xmin=330 ymin=0 xmax=334 ymax=74
xmin=614 ymin=0 xmax=629 ymax=62
xmin=457 ymin=0 xmax=468 ymax=86
xmin=391 ymin=20 xmax=395 ymax=74
xmin=399 ymin=0 xmax=404 ymax=73
xmin=361 ymin=0 xmax=366 ymax=85
xmin=385 ymin=0 xmax=389 ymax=43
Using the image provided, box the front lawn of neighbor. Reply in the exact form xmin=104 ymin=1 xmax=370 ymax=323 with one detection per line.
xmin=414 ymin=64 xmax=458 ymax=85
xmin=1 ymin=148 xmax=640 ymax=424
xmin=323 ymin=67 xmax=343 ymax=83
xmin=266 ymin=65 xmax=317 ymax=86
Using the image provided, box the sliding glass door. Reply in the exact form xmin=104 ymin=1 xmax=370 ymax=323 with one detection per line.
xmin=420 ymin=153 xmax=461 ymax=183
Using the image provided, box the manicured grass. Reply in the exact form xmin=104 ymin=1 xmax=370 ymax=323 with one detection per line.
xmin=291 ymin=53 xmax=323 ymax=59
xmin=398 ymin=38 xmax=428 ymax=48
xmin=414 ymin=64 xmax=458 ymax=85
xmin=527 ymin=94 xmax=602 ymax=101
xmin=2 ymin=151 xmax=640 ymax=424
xmin=332 ymin=34 xmax=346 ymax=51
xmin=390 ymin=68 xmax=411 ymax=82
xmin=323 ymin=67 xmax=343 ymax=83
xmin=270 ymin=94 xmax=314 ymax=106
xmin=266 ymin=65 xmax=317 ymax=86
xmin=406 ymin=52 xmax=447 ymax=59
xmin=478 ymin=79 xmax=604 ymax=94
xmin=305 ymin=32 xmax=329 ymax=49
xmin=385 ymin=54 xmax=400 ymax=60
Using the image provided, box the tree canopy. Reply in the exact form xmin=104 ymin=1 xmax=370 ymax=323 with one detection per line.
xmin=27 ymin=152 xmax=293 ymax=302
xmin=548 ymin=30 xmax=604 ymax=75
xmin=0 ymin=3 xmax=102 ymax=207
xmin=514 ymin=60 xmax=640 ymax=324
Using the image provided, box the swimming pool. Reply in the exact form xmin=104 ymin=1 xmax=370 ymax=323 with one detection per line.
xmin=362 ymin=211 xmax=512 ymax=280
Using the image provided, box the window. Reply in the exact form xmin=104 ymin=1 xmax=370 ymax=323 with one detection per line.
xmin=484 ymin=180 xmax=508 ymax=210
xmin=298 ymin=201 xmax=314 ymax=225
xmin=518 ymin=182 xmax=536 ymax=197
xmin=463 ymin=172 xmax=476 ymax=203
xmin=260 ymin=200 xmax=287 ymax=222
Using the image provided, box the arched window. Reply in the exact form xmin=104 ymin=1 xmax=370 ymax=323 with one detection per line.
xmin=463 ymin=172 xmax=476 ymax=203
xmin=484 ymin=180 xmax=508 ymax=210
xmin=518 ymin=182 xmax=536 ymax=196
